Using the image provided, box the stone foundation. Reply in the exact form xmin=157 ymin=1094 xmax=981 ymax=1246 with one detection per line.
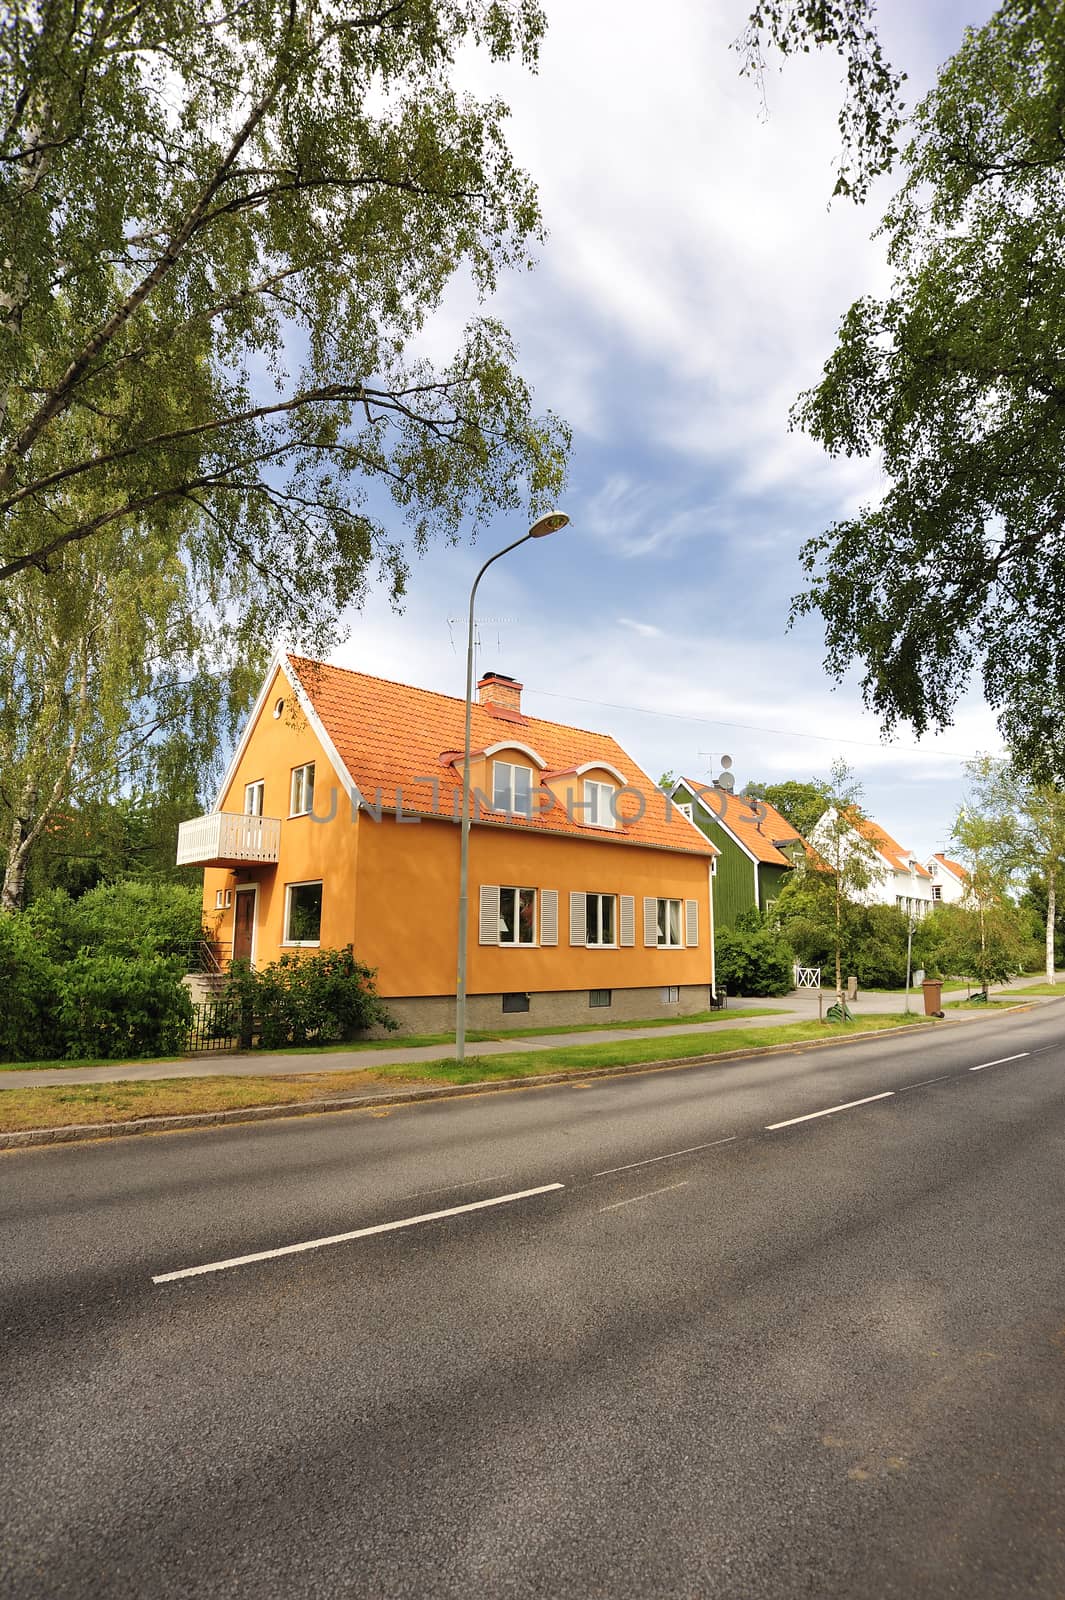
xmin=366 ymin=984 xmax=713 ymax=1038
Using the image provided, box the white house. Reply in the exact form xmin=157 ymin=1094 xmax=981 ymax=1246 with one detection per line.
xmin=927 ymin=853 xmax=969 ymax=905
xmin=812 ymin=809 xmax=936 ymax=916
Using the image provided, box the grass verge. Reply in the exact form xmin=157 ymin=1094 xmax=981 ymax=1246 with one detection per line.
xmin=944 ymin=998 xmax=1021 ymax=1010
xmin=0 ymin=1006 xmax=785 ymax=1072
xmin=1009 ymin=982 xmax=1065 ymax=996
xmin=0 ymin=1013 xmax=932 ymax=1134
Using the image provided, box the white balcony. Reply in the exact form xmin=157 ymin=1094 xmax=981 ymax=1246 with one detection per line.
xmin=176 ymin=811 xmax=281 ymax=867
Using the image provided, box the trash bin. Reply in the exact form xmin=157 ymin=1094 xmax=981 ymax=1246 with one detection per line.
xmin=921 ymin=979 xmax=943 ymax=1017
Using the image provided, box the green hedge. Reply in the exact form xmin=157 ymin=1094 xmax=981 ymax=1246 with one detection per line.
xmin=0 ymin=879 xmax=204 ymax=1061
xmin=714 ymin=915 xmax=794 ymax=997
xmin=57 ymin=952 xmax=193 ymax=1059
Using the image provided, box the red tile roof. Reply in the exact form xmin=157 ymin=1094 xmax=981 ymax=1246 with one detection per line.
xmin=848 ymin=812 xmax=931 ymax=877
xmin=680 ymin=781 xmax=807 ymax=866
xmin=933 ymin=852 xmax=969 ymax=883
xmin=288 ymin=656 xmax=714 ymax=856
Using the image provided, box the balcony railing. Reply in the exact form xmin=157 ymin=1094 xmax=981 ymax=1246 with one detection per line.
xmin=176 ymin=811 xmax=281 ymax=867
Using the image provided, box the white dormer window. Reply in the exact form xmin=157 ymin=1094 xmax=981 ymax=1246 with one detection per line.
xmin=586 ymin=780 xmax=616 ymax=828
xmin=492 ymin=760 xmax=533 ymax=817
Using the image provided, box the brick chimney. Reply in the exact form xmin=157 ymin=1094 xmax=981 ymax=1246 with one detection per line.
xmin=477 ymin=672 xmax=523 ymax=714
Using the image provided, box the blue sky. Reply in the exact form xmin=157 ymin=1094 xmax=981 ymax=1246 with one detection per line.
xmin=328 ymin=0 xmax=999 ymax=861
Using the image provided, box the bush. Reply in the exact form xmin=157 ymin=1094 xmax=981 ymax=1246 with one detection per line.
xmin=225 ymin=947 xmax=396 ymax=1048
xmin=849 ymin=904 xmax=910 ymax=990
xmin=715 ymin=915 xmax=794 ymax=997
xmin=56 ymin=952 xmax=194 ymax=1058
xmin=0 ymin=914 xmax=60 ymax=1061
xmin=25 ymin=881 xmax=205 ymax=964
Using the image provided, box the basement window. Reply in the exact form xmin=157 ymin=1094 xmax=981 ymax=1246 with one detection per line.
xmin=589 ymin=989 xmax=612 ymax=1008
xmin=661 ymin=986 xmax=680 ymax=1004
xmin=502 ymin=992 xmax=530 ymax=1014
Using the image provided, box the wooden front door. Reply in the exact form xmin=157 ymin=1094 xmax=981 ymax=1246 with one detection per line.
xmin=233 ymin=888 xmax=256 ymax=965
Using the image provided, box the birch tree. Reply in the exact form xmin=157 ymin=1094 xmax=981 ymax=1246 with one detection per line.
xmin=960 ymin=753 xmax=1065 ymax=985
xmin=0 ymin=1 xmax=568 ymax=631
xmin=810 ymin=758 xmax=880 ymax=1012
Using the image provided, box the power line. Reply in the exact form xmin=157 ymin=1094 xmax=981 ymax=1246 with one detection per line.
xmin=524 ymin=684 xmax=986 ymax=760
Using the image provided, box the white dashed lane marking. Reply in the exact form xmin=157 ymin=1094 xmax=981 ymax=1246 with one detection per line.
xmin=766 ymin=1091 xmax=896 ymax=1131
xmin=598 ymin=1181 xmax=689 ymax=1213
xmin=969 ymin=1052 xmax=1030 ymax=1073
xmin=593 ymin=1137 xmax=736 ymax=1177
xmin=153 ymin=1184 xmax=565 ymax=1283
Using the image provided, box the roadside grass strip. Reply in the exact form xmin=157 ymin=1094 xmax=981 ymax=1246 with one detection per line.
xmin=0 ymin=1007 xmax=784 ymax=1072
xmin=0 ymin=1015 xmax=934 ymax=1135
xmin=153 ymin=1184 xmax=565 ymax=1283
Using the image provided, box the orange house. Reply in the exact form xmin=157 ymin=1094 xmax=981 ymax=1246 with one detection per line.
xmin=177 ymin=654 xmax=718 ymax=1031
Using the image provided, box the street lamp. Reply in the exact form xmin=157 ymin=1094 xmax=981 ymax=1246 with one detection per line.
xmin=904 ymin=857 xmax=917 ymax=1013
xmin=455 ymin=511 xmax=570 ymax=1062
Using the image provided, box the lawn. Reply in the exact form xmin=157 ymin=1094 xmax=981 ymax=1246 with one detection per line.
xmin=944 ymin=998 xmax=1023 ymax=1011
xmin=1009 ymin=982 xmax=1065 ymax=997
xmin=0 ymin=1012 xmax=933 ymax=1134
xmin=0 ymin=1006 xmax=786 ymax=1072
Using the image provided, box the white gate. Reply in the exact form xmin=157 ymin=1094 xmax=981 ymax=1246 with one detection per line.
xmin=793 ymin=964 xmax=821 ymax=990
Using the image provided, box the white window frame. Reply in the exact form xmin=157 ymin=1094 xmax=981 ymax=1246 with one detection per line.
xmin=283 ymin=880 xmax=323 ymax=947
xmin=492 ymin=760 xmax=533 ymax=817
xmin=656 ymin=897 xmax=683 ymax=948
xmin=498 ymin=885 xmax=537 ymax=946
xmin=290 ymin=762 xmax=315 ymax=817
xmin=244 ymin=779 xmax=265 ymax=817
xmin=932 ymin=884 xmax=942 ymax=901
xmin=585 ymin=779 xmax=617 ymax=829
xmin=585 ymin=892 xmax=616 ymax=947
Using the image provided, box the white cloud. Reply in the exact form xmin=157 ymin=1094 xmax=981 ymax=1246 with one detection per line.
xmin=618 ymin=617 xmax=664 ymax=638
xmin=323 ymin=2 xmax=1006 ymax=867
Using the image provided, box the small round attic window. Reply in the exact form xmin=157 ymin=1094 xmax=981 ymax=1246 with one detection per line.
xmin=273 ymin=697 xmax=285 ymax=719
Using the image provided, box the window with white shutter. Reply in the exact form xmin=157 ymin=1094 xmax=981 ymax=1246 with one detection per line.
xmin=569 ymin=891 xmax=586 ymax=946
xmin=643 ymin=896 xmax=658 ymax=947
xmin=540 ymin=890 xmax=558 ymax=946
xmin=619 ymin=895 xmax=635 ymax=947
xmin=685 ymin=898 xmax=699 ymax=946
xmin=479 ymin=885 xmax=500 ymax=944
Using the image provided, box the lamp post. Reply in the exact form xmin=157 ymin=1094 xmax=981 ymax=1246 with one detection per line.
xmin=455 ymin=511 xmax=570 ymax=1062
xmin=904 ymin=858 xmax=917 ymax=1013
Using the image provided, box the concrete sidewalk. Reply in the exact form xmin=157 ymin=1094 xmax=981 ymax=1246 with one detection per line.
xmin=0 ymin=984 xmax=1052 ymax=1092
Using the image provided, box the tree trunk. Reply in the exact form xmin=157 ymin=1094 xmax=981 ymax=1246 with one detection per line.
xmin=1 ymin=807 xmax=33 ymax=913
xmin=1047 ymin=866 xmax=1057 ymax=985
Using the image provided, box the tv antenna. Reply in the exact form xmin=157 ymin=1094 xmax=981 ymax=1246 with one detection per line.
xmin=447 ymin=615 xmax=521 ymax=657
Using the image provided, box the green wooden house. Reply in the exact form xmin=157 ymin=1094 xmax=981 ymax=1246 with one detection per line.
xmin=671 ymin=780 xmax=811 ymax=929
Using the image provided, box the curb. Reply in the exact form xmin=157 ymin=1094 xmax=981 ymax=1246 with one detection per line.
xmin=0 ymin=1014 xmax=950 ymax=1151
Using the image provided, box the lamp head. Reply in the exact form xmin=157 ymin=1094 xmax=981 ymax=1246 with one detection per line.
xmin=528 ymin=510 xmax=570 ymax=539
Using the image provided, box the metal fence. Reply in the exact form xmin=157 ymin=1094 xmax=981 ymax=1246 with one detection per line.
xmin=187 ymin=998 xmax=242 ymax=1053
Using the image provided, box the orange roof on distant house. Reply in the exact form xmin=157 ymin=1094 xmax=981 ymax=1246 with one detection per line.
xmin=933 ymin=852 xmax=969 ymax=883
xmin=847 ymin=811 xmax=931 ymax=877
xmin=286 ymin=656 xmax=715 ymax=857
xmin=680 ymin=781 xmax=825 ymax=869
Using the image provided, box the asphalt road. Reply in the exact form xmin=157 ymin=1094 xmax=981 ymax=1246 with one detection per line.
xmin=2 ymin=1004 xmax=1064 ymax=1597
